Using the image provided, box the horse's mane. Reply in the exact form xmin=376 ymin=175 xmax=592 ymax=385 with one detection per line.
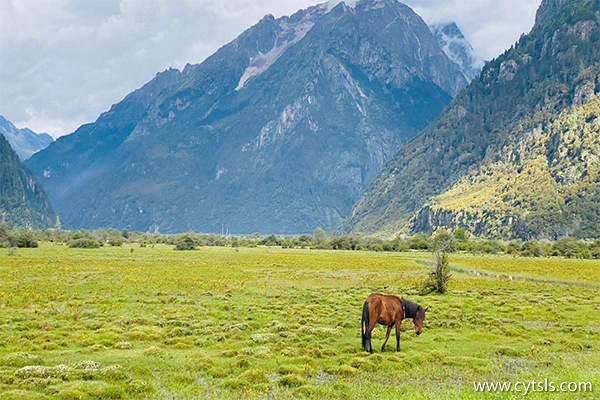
xmin=403 ymin=298 xmax=420 ymax=319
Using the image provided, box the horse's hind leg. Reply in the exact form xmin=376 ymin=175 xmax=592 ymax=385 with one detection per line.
xmin=381 ymin=324 xmax=393 ymax=352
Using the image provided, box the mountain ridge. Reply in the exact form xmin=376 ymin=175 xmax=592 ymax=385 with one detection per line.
xmin=430 ymin=21 xmax=483 ymax=82
xmin=0 ymin=116 xmax=53 ymax=160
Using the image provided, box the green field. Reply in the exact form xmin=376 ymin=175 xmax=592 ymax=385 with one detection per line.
xmin=0 ymin=244 xmax=598 ymax=399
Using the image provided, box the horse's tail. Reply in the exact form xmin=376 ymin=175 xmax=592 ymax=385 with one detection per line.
xmin=361 ymin=301 xmax=371 ymax=352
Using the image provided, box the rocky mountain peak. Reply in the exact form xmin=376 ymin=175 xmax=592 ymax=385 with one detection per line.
xmin=0 ymin=115 xmax=53 ymax=160
xmin=430 ymin=21 xmax=483 ymax=82
xmin=234 ymin=5 xmax=328 ymax=90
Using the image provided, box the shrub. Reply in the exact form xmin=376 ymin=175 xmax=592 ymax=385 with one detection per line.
xmin=13 ymin=231 xmax=38 ymax=248
xmin=521 ymin=241 xmax=543 ymax=257
xmin=69 ymin=238 xmax=101 ymax=248
xmin=390 ymin=237 xmax=409 ymax=251
xmin=174 ymin=234 xmax=198 ymax=251
xmin=552 ymin=237 xmax=585 ymax=258
xmin=0 ymin=223 xmax=13 ymax=247
xmin=408 ymin=233 xmax=432 ymax=250
xmin=471 ymin=239 xmax=503 ymax=254
xmin=313 ymin=228 xmax=329 ymax=249
xmin=108 ymin=237 xmax=124 ymax=246
xmin=421 ymin=230 xmax=453 ymax=294
xmin=505 ymin=241 xmax=522 ymax=255
xmin=330 ymin=236 xmax=360 ymax=250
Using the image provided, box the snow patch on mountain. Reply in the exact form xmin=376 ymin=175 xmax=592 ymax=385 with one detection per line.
xmin=430 ymin=22 xmax=484 ymax=82
xmin=236 ymin=8 xmax=326 ymax=91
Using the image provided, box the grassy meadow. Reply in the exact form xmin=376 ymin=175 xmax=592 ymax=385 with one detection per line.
xmin=0 ymin=243 xmax=598 ymax=399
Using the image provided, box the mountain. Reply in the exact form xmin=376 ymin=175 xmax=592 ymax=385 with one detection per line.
xmin=431 ymin=22 xmax=483 ymax=82
xmin=27 ymin=0 xmax=470 ymax=234
xmin=342 ymin=0 xmax=600 ymax=239
xmin=0 ymin=116 xmax=53 ymax=160
xmin=0 ymin=133 xmax=55 ymax=228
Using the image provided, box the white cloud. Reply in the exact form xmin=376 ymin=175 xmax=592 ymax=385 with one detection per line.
xmin=0 ymin=0 xmax=541 ymax=138
xmin=405 ymin=0 xmax=540 ymax=60
xmin=0 ymin=0 xmax=70 ymax=43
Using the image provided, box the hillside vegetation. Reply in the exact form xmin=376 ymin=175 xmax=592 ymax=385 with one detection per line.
xmin=343 ymin=0 xmax=600 ymax=239
xmin=414 ymin=96 xmax=600 ymax=239
xmin=0 ymin=134 xmax=54 ymax=228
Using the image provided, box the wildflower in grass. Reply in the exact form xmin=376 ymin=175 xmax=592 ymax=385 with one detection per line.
xmin=531 ymin=344 xmax=539 ymax=354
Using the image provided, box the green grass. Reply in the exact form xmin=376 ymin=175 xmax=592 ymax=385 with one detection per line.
xmin=445 ymin=253 xmax=600 ymax=286
xmin=0 ymin=244 xmax=598 ymax=399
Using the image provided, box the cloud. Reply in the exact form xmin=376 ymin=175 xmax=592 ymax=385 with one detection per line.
xmin=0 ymin=0 xmax=541 ymax=137
xmin=404 ymin=0 xmax=540 ymax=60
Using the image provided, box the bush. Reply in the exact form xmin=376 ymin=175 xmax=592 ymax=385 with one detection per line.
xmin=0 ymin=223 xmax=12 ymax=247
xmin=552 ymin=237 xmax=585 ymax=258
xmin=520 ymin=241 xmax=543 ymax=257
xmin=69 ymin=238 xmax=101 ymax=248
xmin=421 ymin=231 xmax=453 ymax=294
xmin=13 ymin=231 xmax=38 ymax=248
xmin=471 ymin=239 xmax=503 ymax=254
xmin=174 ymin=234 xmax=198 ymax=251
xmin=505 ymin=241 xmax=522 ymax=255
xmin=108 ymin=237 xmax=124 ymax=246
xmin=330 ymin=236 xmax=360 ymax=250
xmin=313 ymin=228 xmax=329 ymax=249
xmin=0 ymin=226 xmax=39 ymax=248
xmin=408 ymin=233 xmax=432 ymax=250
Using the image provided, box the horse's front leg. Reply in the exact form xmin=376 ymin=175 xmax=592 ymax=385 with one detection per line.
xmin=381 ymin=324 xmax=393 ymax=352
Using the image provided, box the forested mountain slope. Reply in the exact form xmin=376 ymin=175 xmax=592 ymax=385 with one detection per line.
xmin=343 ymin=0 xmax=600 ymax=239
xmin=0 ymin=134 xmax=55 ymax=228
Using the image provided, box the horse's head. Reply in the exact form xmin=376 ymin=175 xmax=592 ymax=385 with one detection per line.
xmin=413 ymin=306 xmax=428 ymax=335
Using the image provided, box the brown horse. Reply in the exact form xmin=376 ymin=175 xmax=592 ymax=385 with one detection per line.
xmin=361 ymin=293 xmax=428 ymax=353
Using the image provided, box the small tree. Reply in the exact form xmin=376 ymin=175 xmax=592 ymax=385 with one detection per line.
xmin=314 ymin=228 xmax=328 ymax=249
xmin=0 ymin=223 xmax=11 ymax=247
xmin=422 ymin=230 xmax=454 ymax=294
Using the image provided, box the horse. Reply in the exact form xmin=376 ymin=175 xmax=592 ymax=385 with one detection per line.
xmin=361 ymin=293 xmax=428 ymax=353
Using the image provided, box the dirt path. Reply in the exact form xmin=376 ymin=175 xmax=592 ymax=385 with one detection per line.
xmin=415 ymin=259 xmax=600 ymax=290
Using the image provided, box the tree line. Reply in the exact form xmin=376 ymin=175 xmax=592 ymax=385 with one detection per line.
xmin=1 ymin=224 xmax=599 ymax=259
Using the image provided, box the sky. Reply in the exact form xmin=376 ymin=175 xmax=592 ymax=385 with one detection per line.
xmin=0 ymin=0 xmax=542 ymax=138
